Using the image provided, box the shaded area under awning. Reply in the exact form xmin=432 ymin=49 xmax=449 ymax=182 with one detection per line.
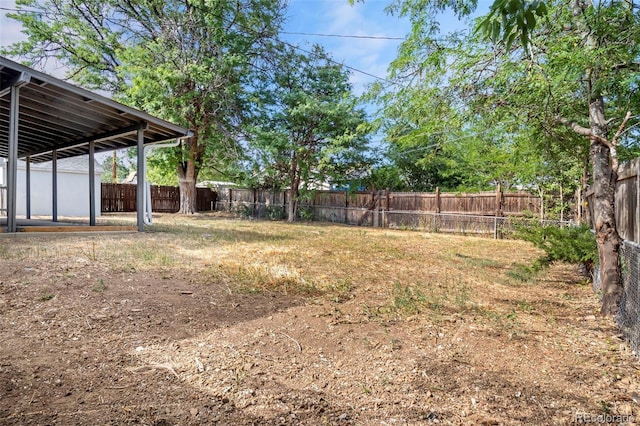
xmin=0 ymin=56 xmax=192 ymax=233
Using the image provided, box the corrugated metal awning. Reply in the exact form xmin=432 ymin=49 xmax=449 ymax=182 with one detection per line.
xmin=0 ymin=56 xmax=192 ymax=163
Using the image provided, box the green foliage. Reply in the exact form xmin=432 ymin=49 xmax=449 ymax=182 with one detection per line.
xmin=368 ymin=0 xmax=587 ymax=195
xmin=506 ymin=262 xmax=538 ymax=283
xmin=297 ymin=207 xmax=315 ymax=221
xmin=145 ymin=149 xmax=179 ymax=186
xmin=392 ymin=283 xmax=427 ymax=314
xmin=476 ymin=0 xmax=548 ymax=50
xmin=514 ymin=222 xmax=597 ymax=274
xmin=362 ymin=165 xmax=408 ymax=191
xmin=92 ymin=278 xmax=107 ymax=292
xmin=265 ymin=205 xmax=285 ymax=220
xmin=101 ymin=152 xmax=130 ymax=183
xmin=247 ymin=44 xmax=372 ymax=217
xmin=5 ymin=0 xmax=287 ymax=213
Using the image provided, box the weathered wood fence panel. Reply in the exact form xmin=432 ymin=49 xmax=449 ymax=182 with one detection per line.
xmin=585 ymin=157 xmax=640 ymax=242
xmin=196 ymin=188 xmax=217 ymax=212
xmin=313 ymin=191 xmax=347 ymax=223
xmin=151 ymin=186 xmax=180 ymax=213
xmin=102 ymin=182 xmax=137 ymax=212
xmin=386 ymin=188 xmax=540 ymax=217
xmin=503 ymin=192 xmax=541 ymax=216
xmin=608 ymin=157 xmax=640 ymax=242
xmin=389 ymin=192 xmax=438 ymax=212
xmin=101 ymin=183 xmax=216 ymax=213
xmin=101 ymin=183 xmax=540 ymax=231
xmin=215 ymin=187 xmax=540 ymax=227
xmin=439 ymin=192 xmax=497 ymax=215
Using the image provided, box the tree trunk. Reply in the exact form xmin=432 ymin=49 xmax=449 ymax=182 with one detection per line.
xmin=579 ymin=162 xmax=590 ymax=225
xmin=589 ymin=97 xmax=622 ymax=315
xmin=177 ymin=158 xmax=198 ymax=214
xmin=287 ymin=153 xmax=300 ymax=222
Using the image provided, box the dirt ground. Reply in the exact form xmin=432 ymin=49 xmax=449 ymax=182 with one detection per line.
xmin=1 ymin=216 xmax=640 ymax=425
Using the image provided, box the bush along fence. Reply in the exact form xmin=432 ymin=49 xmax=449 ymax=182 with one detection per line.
xmin=101 ymin=183 xmax=217 ymax=213
xmin=216 ymin=186 xmax=544 ymax=238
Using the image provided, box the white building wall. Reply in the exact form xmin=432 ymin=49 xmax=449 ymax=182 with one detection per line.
xmin=13 ymin=159 xmax=102 ymax=218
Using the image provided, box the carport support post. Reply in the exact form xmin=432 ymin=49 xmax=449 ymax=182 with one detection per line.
xmin=136 ymin=125 xmax=145 ymax=232
xmin=25 ymin=156 xmax=31 ymax=219
xmin=6 ymin=85 xmax=19 ymax=233
xmin=89 ymin=141 xmax=96 ymax=226
xmin=52 ymin=149 xmax=58 ymax=222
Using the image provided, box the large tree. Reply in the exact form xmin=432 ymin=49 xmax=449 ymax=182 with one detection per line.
xmin=373 ymin=0 xmax=640 ymax=314
xmin=247 ymin=44 xmax=372 ymax=221
xmin=476 ymin=0 xmax=640 ymax=314
xmin=365 ymin=2 xmax=568 ymax=195
xmin=5 ymin=0 xmax=286 ymax=213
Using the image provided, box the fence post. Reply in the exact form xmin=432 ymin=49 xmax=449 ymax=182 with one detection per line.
xmin=272 ymin=190 xmax=276 ymax=215
xmin=435 ymin=187 xmax=441 ymax=232
xmin=373 ymin=191 xmax=379 ymax=228
xmin=494 ymin=216 xmax=498 ymax=239
xmin=283 ymin=190 xmax=287 ymax=220
xmin=253 ymin=188 xmax=257 ymax=217
xmin=344 ymin=192 xmax=348 ymax=224
xmin=385 ymin=188 xmax=390 ymax=228
xmin=495 ymin=183 xmax=503 ymax=217
xmin=228 ymin=188 xmax=232 ymax=212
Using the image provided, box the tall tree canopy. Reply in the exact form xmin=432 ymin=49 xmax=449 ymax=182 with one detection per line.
xmin=5 ymin=0 xmax=286 ymax=213
xmin=247 ymin=44 xmax=372 ymax=221
xmin=374 ymin=0 xmax=640 ymax=314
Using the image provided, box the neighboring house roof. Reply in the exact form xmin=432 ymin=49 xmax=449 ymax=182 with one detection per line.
xmin=123 ymin=171 xmax=137 ymax=184
xmin=14 ymin=155 xmax=102 ymax=173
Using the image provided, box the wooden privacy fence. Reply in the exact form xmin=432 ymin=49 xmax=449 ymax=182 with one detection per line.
xmin=596 ymin=157 xmax=640 ymax=243
xmin=101 ymin=183 xmax=216 ymax=213
xmin=217 ymin=186 xmax=542 ymax=232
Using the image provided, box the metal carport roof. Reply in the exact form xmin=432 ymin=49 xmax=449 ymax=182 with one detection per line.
xmin=0 ymin=55 xmax=192 ymax=232
xmin=0 ymin=56 xmax=192 ymax=163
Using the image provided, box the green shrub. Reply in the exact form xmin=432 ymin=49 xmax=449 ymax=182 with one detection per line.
xmin=514 ymin=222 xmax=597 ymax=276
xmin=233 ymin=204 xmax=253 ymax=218
xmin=297 ymin=206 xmax=314 ymax=221
xmin=266 ymin=205 xmax=285 ymax=220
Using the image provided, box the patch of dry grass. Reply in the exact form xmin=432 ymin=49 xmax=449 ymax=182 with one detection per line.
xmin=1 ymin=213 xmax=545 ymax=322
xmin=4 ymin=213 xmax=626 ymax=424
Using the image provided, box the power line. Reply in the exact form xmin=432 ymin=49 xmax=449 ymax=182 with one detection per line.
xmin=1 ymin=5 xmax=397 ymax=86
xmin=281 ymin=40 xmax=397 ymax=86
xmin=281 ymin=31 xmax=404 ymax=40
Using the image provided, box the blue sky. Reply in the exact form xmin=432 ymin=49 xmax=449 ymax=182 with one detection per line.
xmin=0 ymin=0 xmax=407 ymax=91
xmin=281 ymin=0 xmax=410 ymax=94
xmin=0 ymin=0 xmax=490 ymax=94
xmin=281 ymin=0 xmax=491 ymax=94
